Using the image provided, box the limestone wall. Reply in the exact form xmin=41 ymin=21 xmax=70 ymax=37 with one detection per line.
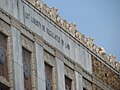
xmin=92 ymin=56 xmax=120 ymax=90
xmin=0 ymin=0 xmax=120 ymax=90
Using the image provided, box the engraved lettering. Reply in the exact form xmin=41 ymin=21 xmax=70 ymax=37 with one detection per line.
xmin=24 ymin=12 xmax=70 ymax=50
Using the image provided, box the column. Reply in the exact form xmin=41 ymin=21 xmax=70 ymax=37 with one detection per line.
xmin=12 ymin=27 xmax=24 ymax=90
xmin=56 ymin=57 xmax=65 ymax=90
xmin=35 ymin=42 xmax=46 ymax=90
xmin=75 ymin=71 xmax=83 ymax=90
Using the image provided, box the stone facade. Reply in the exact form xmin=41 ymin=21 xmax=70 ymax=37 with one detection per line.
xmin=92 ymin=56 xmax=120 ymax=90
xmin=0 ymin=0 xmax=120 ymax=90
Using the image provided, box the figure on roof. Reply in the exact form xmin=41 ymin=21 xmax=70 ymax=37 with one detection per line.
xmin=98 ymin=47 xmax=105 ymax=55
xmin=35 ymin=0 xmax=44 ymax=11
xmin=75 ymin=31 xmax=82 ymax=41
xmin=49 ymin=7 xmax=58 ymax=22
xmin=27 ymin=0 xmax=36 ymax=5
xmin=43 ymin=4 xmax=50 ymax=15
xmin=85 ymin=36 xmax=94 ymax=50
xmin=68 ymin=23 xmax=76 ymax=37
xmin=109 ymin=55 xmax=116 ymax=62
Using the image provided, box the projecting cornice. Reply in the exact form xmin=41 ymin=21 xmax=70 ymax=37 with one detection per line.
xmin=25 ymin=0 xmax=120 ymax=72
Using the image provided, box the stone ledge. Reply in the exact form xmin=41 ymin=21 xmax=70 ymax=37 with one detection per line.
xmin=0 ymin=5 xmax=119 ymax=73
xmin=0 ymin=76 xmax=10 ymax=87
xmin=25 ymin=0 xmax=120 ymax=72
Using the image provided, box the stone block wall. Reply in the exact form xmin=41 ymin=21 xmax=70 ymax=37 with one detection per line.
xmin=0 ymin=0 xmax=120 ymax=90
xmin=92 ymin=56 xmax=120 ymax=90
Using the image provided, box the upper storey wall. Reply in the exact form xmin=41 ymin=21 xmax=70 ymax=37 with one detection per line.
xmin=23 ymin=0 xmax=92 ymax=73
xmin=0 ymin=0 xmax=92 ymax=73
xmin=0 ymin=0 xmax=119 ymax=74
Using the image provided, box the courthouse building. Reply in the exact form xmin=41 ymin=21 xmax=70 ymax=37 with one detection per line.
xmin=0 ymin=0 xmax=120 ymax=90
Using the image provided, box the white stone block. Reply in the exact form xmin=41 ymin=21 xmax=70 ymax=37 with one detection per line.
xmin=12 ymin=27 xmax=23 ymax=66
xmin=13 ymin=63 xmax=24 ymax=90
xmin=12 ymin=27 xmax=24 ymax=90
xmin=56 ymin=57 xmax=65 ymax=90
xmin=75 ymin=71 xmax=83 ymax=90
xmin=35 ymin=42 xmax=46 ymax=89
xmin=37 ymin=77 xmax=46 ymax=90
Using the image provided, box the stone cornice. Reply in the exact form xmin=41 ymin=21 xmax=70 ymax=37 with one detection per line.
xmin=25 ymin=0 xmax=120 ymax=72
xmin=0 ymin=1 xmax=120 ymax=73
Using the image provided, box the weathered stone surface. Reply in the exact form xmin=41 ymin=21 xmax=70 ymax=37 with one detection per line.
xmin=12 ymin=27 xmax=24 ymax=90
xmin=83 ymin=78 xmax=92 ymax=90
xmin=75 ymin=46 xmax=92 ymax=73
xmin=37 ymin=77 xmax=46 ymax=90
xmin=56 ymin=57 xmax=65 ymax=90
xmin=0 ymin=0 xmax=23 ymax=21
xmin=0 ymin=1 xmax=120 ymax=90
xmin=23 ymin=2 xmax=92 ymax=73
xmin=93 ymin=84 xmax=103 ymax=90
xmin=75 ymin=72 xmax=83 ymax=90
xmin=0 ymin=0 xmax=92 ymax=73
xmin=35 ymin=42 xmax=46 ymax=90
xmin=44 ymin=51 xmax=55 ymax=66
xmin=64 ymin=65 xmax=74 ymax=79
xmin=92 ymin=56 xmax=120 ymax=90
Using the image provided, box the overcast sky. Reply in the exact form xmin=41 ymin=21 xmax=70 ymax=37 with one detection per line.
xmin=43 ymin=0 xmax=120 ymax=61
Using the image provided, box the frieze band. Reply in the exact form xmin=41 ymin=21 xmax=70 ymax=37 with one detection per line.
xmin=24 ymin=12 xmax=70 ymax=50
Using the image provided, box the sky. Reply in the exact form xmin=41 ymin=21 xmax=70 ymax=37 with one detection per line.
xmin=43 ymin=0 xmax=120 ymax=61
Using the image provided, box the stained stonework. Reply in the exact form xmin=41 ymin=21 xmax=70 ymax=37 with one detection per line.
xmin=93 ymin=84 xmax=103 ymax=90
xmin=44 ymin=51 xmax=56 ymax=90
xmin=65 ymin=76 xmax=72 ymax=90
xmin=44 ymin=51 xmax=55 ymax=67
xmin=0 ymin=0 xmax=120 ymax=90
xmin=22 ymin=48 xmax=32 ymax=90
xmin=92 ymin=56 xmax=120 ymax=90
xmin=45 ymin=63 xmax=53 ymax=90
xmin=64 ymin=65 xmax=75 ymax=90
xmin=0 ymin=32 xmax=8 ymax=81
xmin=82 ymin=78 xmax=92 ymax=90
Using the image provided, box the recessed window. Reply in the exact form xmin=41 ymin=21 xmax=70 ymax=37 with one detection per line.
xmin=65 ymin=76 xmax=72 ymax=90
xmin=45 ymin=63 xmax=53 ymax=90
xmin=22 ymin=48 xmax=32 ymax=90
xmin=83 ymin=87 xmax=87 ymax=90
xmin=0 ymin=32 xmax=8 ymax=81
xmin=0 ymin=83 xmax=9 ymax=90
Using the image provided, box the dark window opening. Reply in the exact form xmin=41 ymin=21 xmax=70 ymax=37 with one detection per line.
xmin=22 ymin=48 xmax=32 ymax=90
xmin=0 ymin=32 xmax=8 ymax=81
xmin=45 ymin=63 xmax=53 ymax=90
xmin=65 ymin=76 xmax=72 ymax=90
xmin=83 ymin=87 xmax=87 ymax=90
xmin=0 ymin=83 xmax=9 ymax=90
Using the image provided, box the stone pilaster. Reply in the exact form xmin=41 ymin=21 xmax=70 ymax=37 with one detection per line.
xmin=11 ymin=26 xmax=24 ymax=90
xmin=35 ymin=42 xmax=46 ymax=90
xmin=56 ymin=57 xmax=65 ymax=90
xmin=75 ymin=72 xmax=83 ymax=90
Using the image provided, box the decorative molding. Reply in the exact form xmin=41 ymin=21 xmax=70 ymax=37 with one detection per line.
xmin=25 ymin=0 xmax=120 ymax=72
xmin=44 ymin=51 xmax=55 ymax=67
xmin=64 ymin=65 xmax=74 ymax=80
xmin=21 ymin=35 xmax=34 ymax=52
xmin=0 ymin=76 xmax=10 ymax=87
xmin=0 ymin=3 xmax=119 ymax=73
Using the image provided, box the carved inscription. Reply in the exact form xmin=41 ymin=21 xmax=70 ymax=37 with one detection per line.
xmin=92 ymin=56 xmax=120 ymax=90
xmin=24 ymin=12 xmax=70 ymax=50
